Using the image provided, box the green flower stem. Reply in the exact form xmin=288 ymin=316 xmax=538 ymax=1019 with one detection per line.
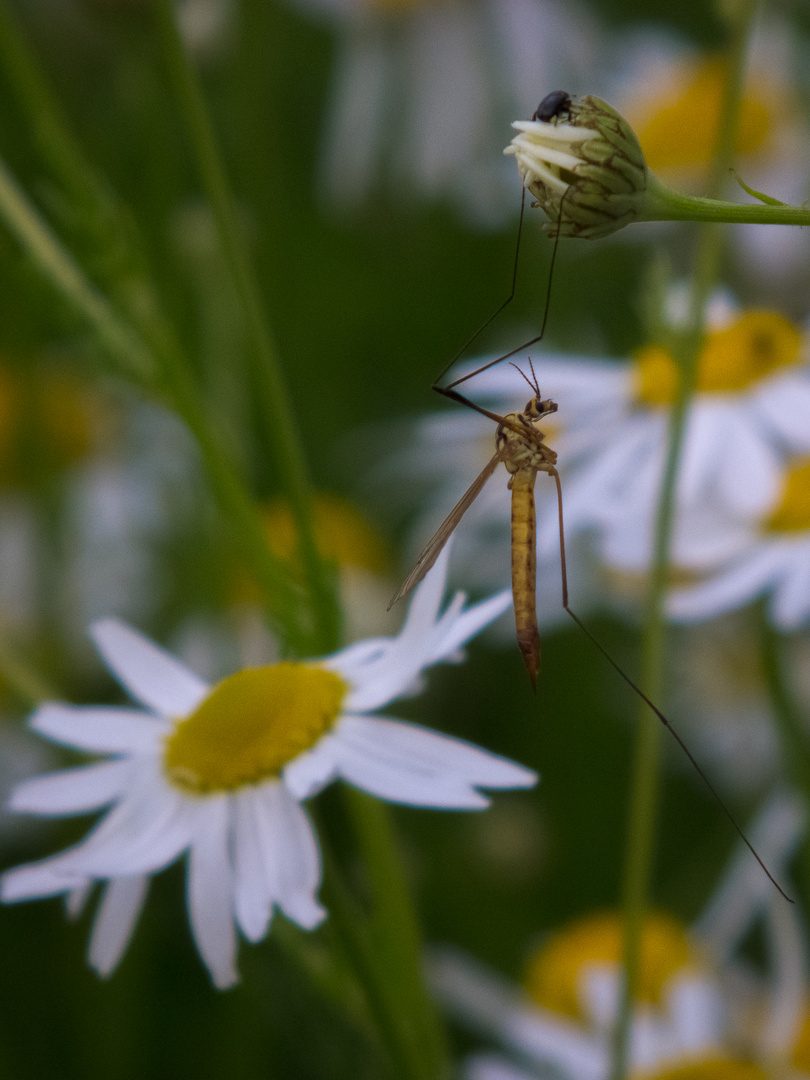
xmin=152 ymin=0 xmax=340 ymax=655
xmin=609 ymin=4 xmax=759 ymax=1078
xmin=758 ymin=612 xmax=810 ymax=904
xmin=318 ymin=835 xmax=427 ymax=1080
xmin=0 ymin=0 xmax=110 ymax=212
xmin=0 ymin=152 xmax=318 ymax=649
xmin=344 ymin=789 xmax=449 ymax=1080
xmin=640 ymin=173 xmax=810 ymax=227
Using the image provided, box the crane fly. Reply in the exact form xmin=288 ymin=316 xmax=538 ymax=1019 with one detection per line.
xmin=389 ymin=362 xmax=563 ymax=690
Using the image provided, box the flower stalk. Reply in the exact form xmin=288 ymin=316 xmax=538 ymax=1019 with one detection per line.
xmin=609 ymin=2 xmax=761 ymax=1078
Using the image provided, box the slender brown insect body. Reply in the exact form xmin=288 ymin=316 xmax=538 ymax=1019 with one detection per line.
xmin=497 ymin=396 xmax=558 ymax=687
xmin=389 ymin=380 xmax=559 ymax=690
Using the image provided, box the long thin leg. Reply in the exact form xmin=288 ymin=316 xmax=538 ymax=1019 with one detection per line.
xmin=431 ymin=188 xmax=527 ymax=390
xmin=549 ymin=468 xmax=792 ymax=903
xmin=437 ymin=188 xmax=569 ymax=393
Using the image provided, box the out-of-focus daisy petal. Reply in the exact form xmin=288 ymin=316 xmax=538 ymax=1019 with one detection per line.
xmin=88 ymin=875 xmax=149 ymax=978
xmin=9 ymin=760 xmax=132 ymax=815
xmin=90 ymin=619 xmax=209 ymax=716
xmin=187 ymin=795 xmax=238 ymax=990
xmin=31 ymin=704 xmax=167 ymax=753
xmin=668 ymin=543 xmax=789 ymax=622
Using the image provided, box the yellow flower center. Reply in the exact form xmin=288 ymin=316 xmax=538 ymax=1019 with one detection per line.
xmin=766 ymin=459 xmax=810 ymax=533
xmin=163 ymin=663 xmax=347 ymax=793
xmin=790 ymin=1004 xmax=810 ymax=1070
xmin=633 ymin=311 xmax=801 ymax=406
xmin=635 ymin=1059 xmax=766 ymax=1080
xmin=523 ymin=911 xmax=695 ymax=1019
xmin=630 ymin=58 xmax=773 ymax=173
xmin=263 ymin=494 xmax=388 ymax=574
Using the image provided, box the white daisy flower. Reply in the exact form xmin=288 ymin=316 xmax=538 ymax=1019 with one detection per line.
xmin=1 ymin=547 xmax=533 ymax=988
xmin=283 ymin=0 xmax=600 ymax=223
xmin=669 ymin=456 xmax=810 ymax=629
xmin=599 ymin=18 xmax=810 ymax=290
xmin=558 ymin=304 xmax=810 ymax=578
xmin=430 ymin=790 xmax=807 ymax=1080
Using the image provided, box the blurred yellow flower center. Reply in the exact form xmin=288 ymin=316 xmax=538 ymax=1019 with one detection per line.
xmin=0 ymin=364 xmax=98 ymax=485
xmin=164 ymin=663 xmax=347 ymax=793
xmin=523 ymin=911 xmax=695 ymax=1019
xmin=263 ymin=493 xmax=388 ymax=574
xmin=631 ymin=58 xmax=772 ymax=173
xmin=766 ymin=459 xmax=810 ymax=533
xmin=638 ymin=1060 xmax=767 ymax=1080
xmin=633 ymin=311 xmax=801 ymax=406
xmin=790 ymin=1004 xmax=810 ymax=1070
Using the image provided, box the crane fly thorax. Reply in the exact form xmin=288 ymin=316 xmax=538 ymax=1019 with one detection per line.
xmin=497 ymin=397 xmax=558 ymax=478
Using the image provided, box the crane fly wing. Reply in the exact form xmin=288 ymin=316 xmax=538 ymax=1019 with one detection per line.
xmin=388 ymin=451 xmax=504 ymax=609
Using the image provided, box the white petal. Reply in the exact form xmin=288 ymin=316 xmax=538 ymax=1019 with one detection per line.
xmin=665 ymin=974 xmax=724 ymax=1054
xmin=88 ymin=875 xmax=149 ymax=978
xmin=66 ymin=880 xmax=92 ymax=919
xmin=464 ymin=1055 xmax=538 ymax=1080
xmin=61 ymin=766 xmax=193 ymax=878
xmin=234 ymin=783 xmax=324 ymax=941
xmin=425 ymin=589 xmax=512 ymax=664
xmin=90 ymin=619 xmax=209 ymax=717
xmin=9 ymin=760 xmax=131 ymax=815
xmin=668 ymin=543 xmax=788 ymax=622
xmin=770 ymin=541 xmax=810 ymax=628
xmin=232 ymin=789 xmax=272 ymax=942
xmin=758 ymin=373 xmax=810 ymax=451
xmin=341 ymin=716 xmax=537 ymax=790
xmin=2 ymin=858 xmax=83 ymax=901
xmin=282 ymin=738 xmax=340 ymax=801
xmin=31 ymin=704 xmax=166 ymax=753
xmin=337 ymin=746 xmax=489 ymax=807
xmin=187 ymin=795 xmax=238 ymax=989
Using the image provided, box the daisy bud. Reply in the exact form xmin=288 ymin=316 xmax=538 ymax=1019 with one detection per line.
xmin=507 ymin=91 xmax=810 ymax=236
xmin=506 ymin=93 xmax=648 ymax=239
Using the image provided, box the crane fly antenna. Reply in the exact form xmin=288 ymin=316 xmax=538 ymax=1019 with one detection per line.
xmin=510 ymin=359 xmax=540 ymax=397
xmin=549 ymin=469 xmax=793 ymax=904
xmin=433 ymin=187 xmax=569 ymax=394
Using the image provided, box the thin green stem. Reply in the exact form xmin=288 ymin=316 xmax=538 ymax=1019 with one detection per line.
xmin=152 ymin=0 xmax=340 ymax=655
xmin=318 ymin=837 xmax=426 ymax=1080
xmin=758 ymin=612 xmax=810 ymax=905
xmin=344 ymin=789 xmax=449 ymax=1080
xmin=0 ymin=156 xmax=154 ymax=385
xmin=609 ymin=3 xmax=760 ymax=1077
xmin=641 ymin=176 xmax=810 ymax=227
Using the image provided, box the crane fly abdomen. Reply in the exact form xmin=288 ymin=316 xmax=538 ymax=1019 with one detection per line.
xmin=509 ymin=469 xmax=540 ymax=689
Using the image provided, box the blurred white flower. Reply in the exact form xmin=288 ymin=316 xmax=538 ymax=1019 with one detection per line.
xmin=284 ymin=0 xmax=600 ymax=223
xmin=600 ymin=19 xmax=810 ymax=290
xmin=669 ymin=456 xmax=810 ymax=629
xmin=2 ymin=547 xmax=534 ymax=988
xmin=431 ymin=790 xmax=807 ymax=1080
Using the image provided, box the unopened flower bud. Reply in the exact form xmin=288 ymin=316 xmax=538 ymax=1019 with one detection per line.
xmin=505 ymin=93 xmax=648 ymax=239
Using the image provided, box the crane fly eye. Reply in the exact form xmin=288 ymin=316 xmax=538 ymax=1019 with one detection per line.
xmin=532 ymin=90 xmax=572 ymax=123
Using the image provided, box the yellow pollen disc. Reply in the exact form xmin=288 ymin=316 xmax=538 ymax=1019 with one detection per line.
xmin=633 ymin=311 xmax=801 ymax=406
xmin=636 ymin=1060 xmax=767 ymax=1080
xmin=631 ymin=58 xmax=772 ymax=173
xmin=164 ymin=663 xmax=347 ymax=794
xmin=523 ymin=912 xmax=695 ymax=1019
xmin=766 ymin=459 xmax=810 ymax=533
xmin=790 ymin=1004 xmax=810 ymax=1070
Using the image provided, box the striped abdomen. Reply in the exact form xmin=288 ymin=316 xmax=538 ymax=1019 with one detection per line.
xmin=510 ymin=468 xmax=540 ymax=689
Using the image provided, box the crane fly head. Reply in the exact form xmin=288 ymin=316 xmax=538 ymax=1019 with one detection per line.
xmin=525 ymin=396 xmax=557 ymax=422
